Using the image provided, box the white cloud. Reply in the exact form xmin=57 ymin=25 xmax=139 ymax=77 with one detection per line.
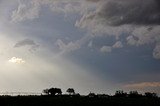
xmin=9 ymin=57 xmax=25 ymax=64
xmin=100 ymin=46 xmax=112 ymax=53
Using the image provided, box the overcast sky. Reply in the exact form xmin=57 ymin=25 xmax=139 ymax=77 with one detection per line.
xmin=0 ymin=0 xmax=160 ymax=95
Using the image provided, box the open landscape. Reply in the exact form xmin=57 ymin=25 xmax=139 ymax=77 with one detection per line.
xmin=0 ymin=0 xmax=160 ymax=105
xmin=0 ymin=89 xmax=160 ymax=106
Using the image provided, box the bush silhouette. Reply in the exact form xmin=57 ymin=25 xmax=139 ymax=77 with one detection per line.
xmin=88 ymin=92 xmax=96 ymax=97
xmin=114 ymin=90 xmax=127 ymax=97
xmin=66 ymin=88 xmax=75 ymax=95
xmin=128 ymin=91 xmax=142 ymax=97
xmin=145 ymin=92 xmax=158 ymax=98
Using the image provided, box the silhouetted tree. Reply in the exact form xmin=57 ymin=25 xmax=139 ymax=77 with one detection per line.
xmin=43 ymin=88 xmax=62 ymax=96
xmin=128 ymin=91 xmax=141 ymax=97
xmin=88 ymin=92 xmax=96 ymax=97
xmin=114 ymin=90 xmax=127 ymax=97
xmin=97 ymin=94 xmax=110 ymax=98
xmin=75 ymin=93 xmax=80 ymax=97
xmin=145 ymin=92 xmax=158 ymax=98
xmin=66 ymin=88 xmax=75 ymax=95
xmin=43 ymin=89 xmax=49 ymax=95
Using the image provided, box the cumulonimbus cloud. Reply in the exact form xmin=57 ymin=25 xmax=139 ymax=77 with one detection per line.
xmin=76 ymin=0 xmax=160 ymax=59
xmin=11 ymin=0 xmax=160 ymax=59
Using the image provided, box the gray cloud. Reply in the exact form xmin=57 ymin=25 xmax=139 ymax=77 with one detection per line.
xmin=55 ymin=34 xmax=91 ymax=55
xmin=88 ymin=40 xmax=93 ymax=48
xmin=14 ymin=39 xmax=36 ymax=47
xmin=76 ymin=0 xmax=160 ymax=33
xmin=11 ymin=0 xmax=91 ymax=22
xmin=86 ymin=0 xmax=100 ymax=2
xmin=11 ymin=0 xmax=160 ymax=33
xmin=55 ymin=39 xmax=81 ymax=55
xmin=11 ymin=0 xmax=41 ymax=22
xmin=85 ymin=0 xmax=160 ymax=26
xmin=14 ymin=39 xmax=39 ymax=52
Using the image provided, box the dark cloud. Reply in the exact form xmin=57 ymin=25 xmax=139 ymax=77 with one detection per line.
xmin=14 ymin=39 xmax=36 ymax=47
xmin=14 ymin=39 xmax=39 ymax=52
xmin=86 ymin=0 xmax=100 ymax=2
xmin=84 ymin=0 xmax=160 ymax=26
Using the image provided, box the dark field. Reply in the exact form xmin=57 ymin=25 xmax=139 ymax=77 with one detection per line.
xmin=0 ymin=95 xmax=160 ymax=106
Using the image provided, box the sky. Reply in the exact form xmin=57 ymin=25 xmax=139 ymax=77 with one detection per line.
xmin=0 ymin=0 xmax=160 ymax=95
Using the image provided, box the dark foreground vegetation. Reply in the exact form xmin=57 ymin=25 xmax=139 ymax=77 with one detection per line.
xmin=0 ymin=88 xmax=160 ymax=106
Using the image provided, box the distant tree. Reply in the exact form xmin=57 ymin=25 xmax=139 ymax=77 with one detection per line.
xmin=97 ymin=94 xmax=109 ymax=98
xmin=145 ymin=92 xmax=158 ymax=98
xmin=49 ymin=88 xmax=62 ymax=95
xmin=43 ymin=89 xmax=49 ymax=95
xmin=66 ymin=88 xmax=75 ymax=95
xmin=88 ymin=92 xmax=96 ymax=97
xmin=114 ymin=90 xmax=127 ymax=97
xmin=43 ymin=88 xmax=62 ymax=96
xmin=128 ymin=91 xmax=141 ymax=97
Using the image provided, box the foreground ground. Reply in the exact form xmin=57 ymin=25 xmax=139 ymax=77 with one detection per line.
xmin=0 ymin=95 xmax=160 ymax=106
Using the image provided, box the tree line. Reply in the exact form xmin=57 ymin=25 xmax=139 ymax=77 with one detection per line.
xmin=42 ymin=87 xmax=158 ymax=98
xmin=43 ymin=88 xmax=77 ymax=96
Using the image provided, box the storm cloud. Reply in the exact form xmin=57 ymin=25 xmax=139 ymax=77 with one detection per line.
xmin=84 ymin=0 xmax=160 ymax=26
xmin=76 ymin=0 xmax=160 ymax=59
